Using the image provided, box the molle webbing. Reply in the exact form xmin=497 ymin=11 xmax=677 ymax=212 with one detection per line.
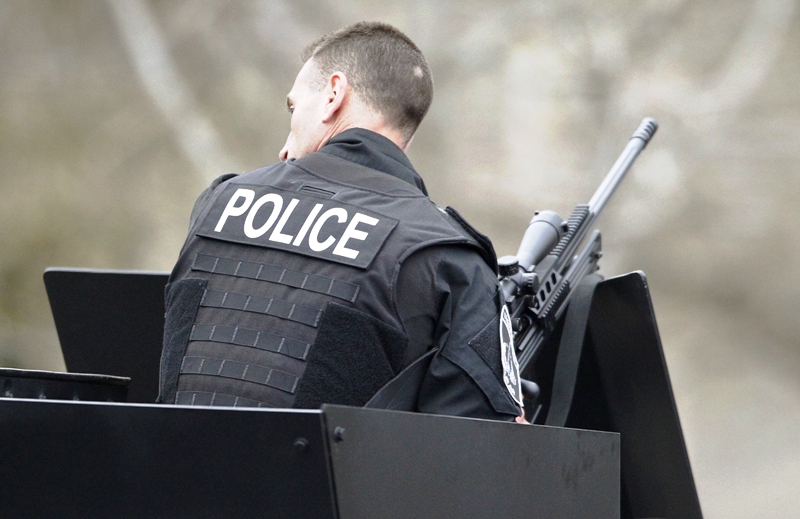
xmin=192 ymin=253 xmax=359 ymax=303
xmin=200 ymin=289 xmax=322 ymax=327
xmin=180 ymin=356 xmax=299 ymax=394
xmin=175 ymin=390 xmax=268 ymax=408
xmin=190 ymin=323 xmax=311 ymax=361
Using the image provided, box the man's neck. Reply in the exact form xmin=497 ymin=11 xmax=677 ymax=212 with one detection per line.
xmin=319 ymin=92 xmax=409 ymax=152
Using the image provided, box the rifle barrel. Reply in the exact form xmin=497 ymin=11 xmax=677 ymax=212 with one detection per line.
xmin=587 ymin=118 xmax=658 ymax=215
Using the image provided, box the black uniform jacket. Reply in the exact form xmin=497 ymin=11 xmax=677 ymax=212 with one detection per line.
xmin=159 ymin=128 xmax=521 ymax=421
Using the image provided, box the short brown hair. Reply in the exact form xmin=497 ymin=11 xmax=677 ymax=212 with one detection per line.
xmin=302 ymin=22 xmax=433 ymax=141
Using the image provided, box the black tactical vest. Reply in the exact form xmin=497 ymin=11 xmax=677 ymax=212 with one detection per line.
xmin=159 ymin=152 xmax=491 ymax=409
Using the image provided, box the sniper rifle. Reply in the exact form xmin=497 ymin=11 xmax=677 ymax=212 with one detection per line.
xmin=499 ymin=118 xmax=659 ymax=423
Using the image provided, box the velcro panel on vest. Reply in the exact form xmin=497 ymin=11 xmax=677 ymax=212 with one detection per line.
xmin=192 ymin=253 xmax=359 ymax=303
xmin=195 ymin=182 xmax=398 ymax=269
xmin=158 ymin=278 xmax=207 ymax=404
xmin=468 ymin=314 xmax=505 ymax=384
xmin=293 ymin=302 xmax=407 ymax=408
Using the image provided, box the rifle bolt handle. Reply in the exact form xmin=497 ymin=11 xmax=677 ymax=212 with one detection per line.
xmin=512 ymin=318 xmax=523 ymax=332
xmin=512 ymin=314 xmax=532 ymax=333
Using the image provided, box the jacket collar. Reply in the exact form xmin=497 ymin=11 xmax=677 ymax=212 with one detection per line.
xmin=318 ymin=128 xmax=428 ymax=196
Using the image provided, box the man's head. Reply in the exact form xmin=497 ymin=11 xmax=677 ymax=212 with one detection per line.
xmin=279 ymin=22 xmax=433 ymax=161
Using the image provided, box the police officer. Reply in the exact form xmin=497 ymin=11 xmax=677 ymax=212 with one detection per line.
xmin=159 ymin=22 xmax=524 ymax=422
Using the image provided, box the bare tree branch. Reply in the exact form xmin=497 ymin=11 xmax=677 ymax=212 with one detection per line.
xmin=106 ymin=0 xmax=243 ymax=183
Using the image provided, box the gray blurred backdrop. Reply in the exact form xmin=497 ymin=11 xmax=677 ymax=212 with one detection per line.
xmin=2 ymin=1 xmax=799 ymax=517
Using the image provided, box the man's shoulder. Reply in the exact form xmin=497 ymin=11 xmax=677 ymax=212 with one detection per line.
xmin=197 ymin=162 xmax=285 ymax=194
xmin=188 ymin=173 xmax=238 ymax=228
xmin=437 ymin=207 xmax=498 ymax=275
xmin=187 ymin=163 xmax=287 ymax=229
xmin=224 ymin=162 xmax=295 ymax=184
xmin=399 ymin=244 xmax=497 ymax=297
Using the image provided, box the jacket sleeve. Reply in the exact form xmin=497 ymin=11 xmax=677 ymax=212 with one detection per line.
xmin=397 ymin=245 xmax=522 ymax=421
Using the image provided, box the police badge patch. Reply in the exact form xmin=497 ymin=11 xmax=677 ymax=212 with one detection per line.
xmin=500 ymin=304 xmax=523 ymax=406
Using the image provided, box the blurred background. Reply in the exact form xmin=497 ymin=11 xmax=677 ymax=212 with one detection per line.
xmin=2 ymin=0 xmax=799 ymax=516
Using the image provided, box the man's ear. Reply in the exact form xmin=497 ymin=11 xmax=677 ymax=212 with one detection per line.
xmin=322 ymin=72 xmax=348 ymax=123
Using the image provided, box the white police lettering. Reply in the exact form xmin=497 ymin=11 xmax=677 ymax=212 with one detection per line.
xmin=333 ymin=213 xmax=379 ymax=259
xmin=292 ymin=203 xmax=323 ymax=246
xmin=244 ymin=193 xmax=283 ymax=238
xmin=269 ymin=198 xmax=299 ymax=244
xmin=215 ymin=188 xmax=255 ymax=232
xmin=309 ymin=208 xmax=347 ymax=252
xmin=213 ymin=189 xmax=379 ymax=259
